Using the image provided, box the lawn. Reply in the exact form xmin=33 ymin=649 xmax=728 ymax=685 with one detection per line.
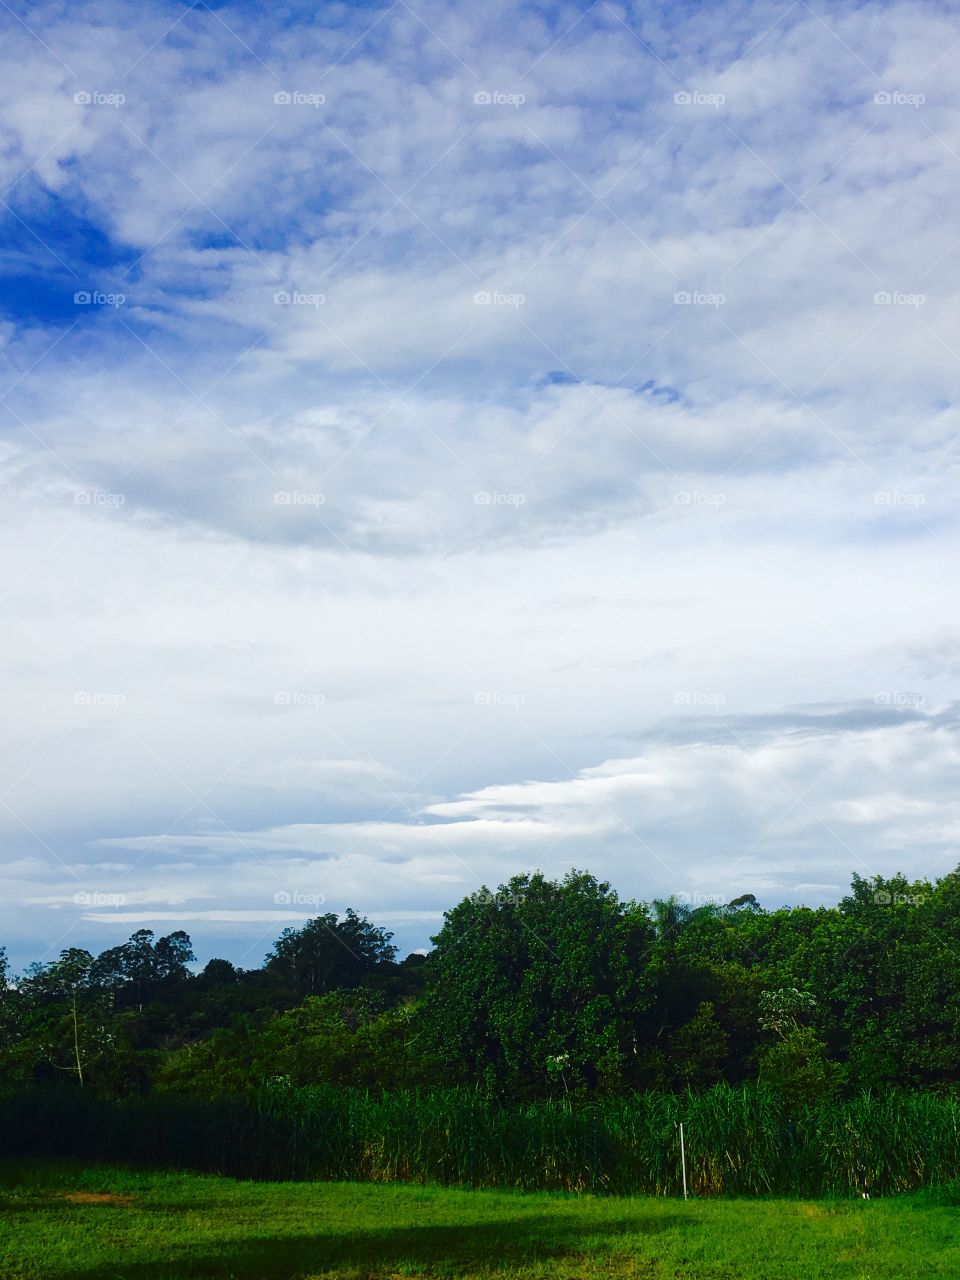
xmin=0 ymin=1160 xmax=957 ymax=1280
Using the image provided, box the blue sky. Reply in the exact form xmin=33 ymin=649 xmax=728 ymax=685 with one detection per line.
xmin=2 ymin=0 xmax=960 ymax=970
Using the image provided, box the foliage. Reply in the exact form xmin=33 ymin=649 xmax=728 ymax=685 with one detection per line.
xmin=13 ymin=950 xmax=116 ymax=1088
xmin=264 ymin=910 xmax=397 ymax=1002
xmin=420 ymin=871 xmax=656 ymax=1097
xmin=758 ymin=987 xmax=817 ymax=1038
xmin=759 ymin=1027 xmax=842 ymax=1109
xmin=670 ymin=1001 xmax=729 ymax=1087
xmin=90 ymin=929 xmax=194 ymax=1010
xmin=5 ymin=866 xmax=960 ymax=1100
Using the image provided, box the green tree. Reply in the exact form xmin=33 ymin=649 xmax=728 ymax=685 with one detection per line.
xmin=91 ymin=929 xmax=195 ymax=1011
xmin=17 ymin=949 xmax=116 ymax=1087
xmin=808 ymin=872 xmax=960 ymax=1089
xmin=421 ymin=871 xmax=656 ymax=1097
xmin=759 ymin=1026 xmax=840 ymax=1108
xmin=669 ymin=1001 xmax=729 ymax=1086
xmin=758 ymin=987 xmax=817 ymax=1038
xmin=0 ymin=947 xmax=18 ymax=1084
xmin=265 ymin=910 xmax=397 ymax=1002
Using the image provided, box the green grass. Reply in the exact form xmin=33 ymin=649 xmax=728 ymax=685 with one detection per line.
xmin=8 ymin=1085 xmax=960 ymax=1195
xmin=1 ymin=1160 xmax=958 ymax=1280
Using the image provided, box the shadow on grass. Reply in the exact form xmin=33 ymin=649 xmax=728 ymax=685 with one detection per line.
xmin=52 ymin=1214 xmax=693 ymax=1280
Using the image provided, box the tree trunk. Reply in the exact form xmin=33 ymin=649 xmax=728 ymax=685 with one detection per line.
xmin=72 ymin=991 xmax=84 ymax=1087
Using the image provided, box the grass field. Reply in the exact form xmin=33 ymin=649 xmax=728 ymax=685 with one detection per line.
xmin=1 ymin=1161 xmax=958 ymax=1280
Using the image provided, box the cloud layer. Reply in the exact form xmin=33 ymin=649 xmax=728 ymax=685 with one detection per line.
xmin=2 ymin=0 xmax=959 ymax=966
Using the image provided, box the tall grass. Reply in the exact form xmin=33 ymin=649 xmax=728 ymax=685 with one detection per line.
xmin=3 ymin=1084 xmax=958 ymax=1196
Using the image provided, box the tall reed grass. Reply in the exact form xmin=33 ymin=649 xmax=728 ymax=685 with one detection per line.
xmin=3 ymin=1084 xmax=958 ymax=1196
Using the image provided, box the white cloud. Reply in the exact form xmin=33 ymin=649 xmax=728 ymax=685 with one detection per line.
xmin=2 ymin=1 xmax=960 ymax=965
xmin=3 ymin=708 xmax=944 ymax=961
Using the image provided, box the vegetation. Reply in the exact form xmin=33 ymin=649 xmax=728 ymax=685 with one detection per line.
xmin=4 ymin=867 xmax=960 ymax=1102
xmin=2 ymin=1160 xmax=959 ymax=1280
xmin=3 ymin=866 xmax=960 ymax=1196
xmin=4 ymin=1084 xmax=960 ymax=1197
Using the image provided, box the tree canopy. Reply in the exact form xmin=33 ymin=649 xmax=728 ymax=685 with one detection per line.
xmin=3 ymin=868 xmax=960 ymax=1102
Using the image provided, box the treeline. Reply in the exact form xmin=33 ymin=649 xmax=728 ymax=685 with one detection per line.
xmin=2 ymin=868 xmax=960 ymax=1103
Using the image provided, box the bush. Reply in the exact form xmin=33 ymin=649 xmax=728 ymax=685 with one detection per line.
xmin=759 ymin=1028 xmax=842 ymax=1109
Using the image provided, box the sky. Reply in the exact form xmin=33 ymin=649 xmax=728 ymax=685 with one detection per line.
xmin=2 ymin=0 xmax=960 ymax=971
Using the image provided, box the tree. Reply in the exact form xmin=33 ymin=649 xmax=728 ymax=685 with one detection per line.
xmin=154 ymin=931 xmax=195 ymax=984
xmin=759 ymin=1027 xmax=841 ymax=1108
xmin=808 ymin=872 xmax=960 ymax=1088
xmin=264 ymin=910 xmax=396 ymax=1001
xmin=669 ymin=1001 xmax=729 ymax=1086
xmin=0 ymin=947 xmax=17 ymax=1082
xmin=200 ymin=958 xmax=239 ymax=985
xmin=90 ymin=930 xmax=195 ymax=1011
xmin=756 ymin=986 xmax=839 ymax=1107
xmin=758 ymin=988 xmax=817 ymax=1039
xmin=650 ymin=897 xmax=694 ymax=945
xmin=420 ymin=871 xmax=656 ymax=1097
xmin=725 ymin=893 xmax=762 ymax=913
xmin=18 ymin=949 xmax=115 ymax=1087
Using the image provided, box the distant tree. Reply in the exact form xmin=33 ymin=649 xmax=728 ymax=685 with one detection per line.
xmin=90 ymin=929 xmax=195 ymax=1010
xmin=650 ymin=897 xmax=694 ymax=944
xmin=725 ymin=893 xmax=762 ymax=913
xmin=154 ymin=931 xmax=195 ymax=981
xmin=264 ymin=910 xmax=396 ymax=1001
xmin=7 ymin=862 xmax=960 ymax=1100
xmin=157 ymin=989 xmax=429 ymax=1094
xmin=200 ymin=958 xmax=239 ymax=985
xmin=809 ymin=871 xmax=960 ymax=1088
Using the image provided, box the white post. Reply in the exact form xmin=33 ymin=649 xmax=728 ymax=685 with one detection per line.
xmin=679 ymin=1122 xmax=688 ymax=1200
